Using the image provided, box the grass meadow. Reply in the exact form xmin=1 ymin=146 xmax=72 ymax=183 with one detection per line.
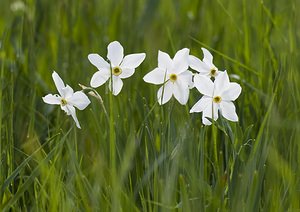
xmin=1 ymin=0 xmax=300 ymax=211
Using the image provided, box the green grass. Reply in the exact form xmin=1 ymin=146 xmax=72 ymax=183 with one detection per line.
xmin=1 ymin=0 xmax=300 ymax=211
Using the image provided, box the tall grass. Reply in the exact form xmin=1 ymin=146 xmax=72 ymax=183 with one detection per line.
xmin=0 ymin=0 xmax=299 ymax=211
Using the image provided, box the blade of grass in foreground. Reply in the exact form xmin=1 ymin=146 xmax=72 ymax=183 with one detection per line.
xmin=0 ymin=130 xmax=68 ymax=211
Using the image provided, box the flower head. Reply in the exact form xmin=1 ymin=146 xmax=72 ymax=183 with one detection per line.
xmin=189 ymin=48 xmax=220 ymax=78
xmin=190 ymin=71 xmax=241 ymax=125
xmin=143 ymin=48 xmax=193 ymax=105
xmin=88 ymin=41 xmax=146 ymax=95
xmin=42 ymin=71 xmax=91 ymax=129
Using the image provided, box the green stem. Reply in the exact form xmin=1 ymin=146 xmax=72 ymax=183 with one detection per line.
xmin=212 ymin=106 xmax=220 ymax=180
xmin=109 ymin=90 xmax=116 ymax=174
xmin=212 ymin=124 xmax=219 ymax=178
xmin=167 ymin=98 xmax=174 ymax=154
xmin=108 ymin=80 xmax=118 ymax=212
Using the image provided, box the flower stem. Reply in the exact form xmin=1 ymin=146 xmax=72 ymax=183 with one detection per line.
xmin=212 ymin=107 xmax=220 ymax=180
xmin=212 ymin=124 xmax=219 ymax=177
xmin=108 ymin=81 xmax=119 ymax=211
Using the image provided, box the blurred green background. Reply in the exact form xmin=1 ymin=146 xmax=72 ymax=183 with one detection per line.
xmin=1 ymin=0 xmax=300 ymax=211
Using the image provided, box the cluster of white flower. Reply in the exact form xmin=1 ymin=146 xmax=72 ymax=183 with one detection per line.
xmin=143 ymin=46 xmax=241 ymax=126
xmin=43 ymin=41 xmax=241 ymax=128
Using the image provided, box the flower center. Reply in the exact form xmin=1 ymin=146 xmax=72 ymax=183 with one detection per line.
xmin=210 ymin=68 xmax=217 ymax=77
xmin=169 ymin=73 xmax=177 ymax=82
xmin=60 ymin=98 xmax=67 ymax=106
xmin=112 ymin=66 xmax=122 ymax=76
xmin=213 ymin=96 xmax=222 ymax=103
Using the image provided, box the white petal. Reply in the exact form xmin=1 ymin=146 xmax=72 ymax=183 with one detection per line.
xmin=119 ymin=68 xmax=134 ymax=79
xmin=52 ymin=71 xmax=65 ymax=96
xmin=220 ymin=101 xmax=238 ymax=122
xmin=143 ymin=68 xmax=166 ymax=85
xmin=172 ymin=48 xmax=189 ymax=74
xmin=202 ymin=104 xmax=213 ymax=125
xmin=202 ymin=102 xmax=219 ymax=125
xmin=188 ymin=55 xmax=201 ymax=71
xmin=214 ymin=71 xmax=231 ymax=96
xmin=222 ymin=82 xmax=242 ymax=101
xmin=213 ymin=102 xmax=220 ymax=119
xmin=190 ymin=96 xmax=211 ymax=113
xmin=157 ymin=82 xmax=173 ymax=105
xmin=121 ymin=53 xmax=146 ymax=69
xmin=202 ymin=116 xmax=212 ymax=125
xmin=179 ymin=71 xmax=193 ymax=88
xmin=173 ymin=79 xmax=190 ymax=105
xmin=67 ymin=91 xmax=91 ymax=110
xmin=109 ymin=76 xmax=123 ymax=96
xmin=158 ymin=50 xmax=172 ymax=70
xmin=66 ymin=105 xmax=81 ymax=129
xmin=90 ymin=70 xmax=110 ymax=88
xmin=189 ymin=55 xmax=210 ymax=73
xmin=61 ymin=85 xmax=74 ymax=99
xmin=201 ymin=48 xmax=214 ymax=67
xmin=42 ymin=94 xmax=61 ymax=105
xmin=107 ymin=41 xmax=124 ymax=67
xmin=88 ymin=54 xmax=110 ymax=71
xmin=61 ymin=105 xmax=70 ymax=115
xmin=193 ymin=74 xmax=214 ymax=97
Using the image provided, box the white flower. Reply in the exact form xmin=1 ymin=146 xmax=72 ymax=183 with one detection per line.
xmin=189 ymin=47 xmax=220 ymax=78
xmin=88 ymin=41 xmax=146 ymax=96
xmin=190 ymin=71 xmax=241 ymax=125
xmin=42 ymin=71 xmax=91 ymax=129
xmin=143 ymin=48 xmax=193 ymax=105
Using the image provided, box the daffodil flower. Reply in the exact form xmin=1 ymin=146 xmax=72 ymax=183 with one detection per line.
xmin=42 ymin=71 xmax=91 ymax=129
xmin=190 ymin=71 xmax=241 ymax=125
xmin=189 ymin=47 xmax=220 ymax=78
xmin=143 ymin=48 xmax=193 ymax=105
xmin=88 ymin=41 xmax=146 ymax=95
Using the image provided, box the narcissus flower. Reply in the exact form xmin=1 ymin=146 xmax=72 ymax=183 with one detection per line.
xmin=190 ymin=71 xmax=241 ymax=125
xmin=143 ymin=48 xmax=193 ymax=105
xmin=189 ymin=47 xmax=220 ymax=78
xmin=42 ymin=71 xmax=91 ymax=129
xmin=88 ymin=41 xmax=146 ymax=95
